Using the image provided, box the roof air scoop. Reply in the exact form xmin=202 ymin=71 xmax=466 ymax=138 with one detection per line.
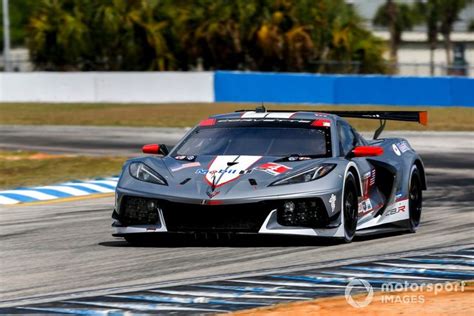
xmin=255 ymin=104 xmax=266 ymax=113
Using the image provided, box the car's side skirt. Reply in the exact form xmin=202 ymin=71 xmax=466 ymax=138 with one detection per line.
xmin=356 ymin=198 xmax=410 ymax=230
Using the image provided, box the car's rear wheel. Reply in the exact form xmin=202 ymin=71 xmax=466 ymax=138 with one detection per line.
xmin=342 ymin=172 xmax=358 ymax=243
xmin=408 ymin=165 xmax=422 ymax=233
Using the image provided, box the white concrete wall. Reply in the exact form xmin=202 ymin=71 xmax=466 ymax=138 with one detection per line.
xmin=0 ymin=72 xmax=214 ymax=103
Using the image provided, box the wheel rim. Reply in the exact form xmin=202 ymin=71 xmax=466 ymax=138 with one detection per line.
xmin=344 ymin=188 xmax=357 ymax=238
xmin=409 ymin=175 xmax=422 ymax=228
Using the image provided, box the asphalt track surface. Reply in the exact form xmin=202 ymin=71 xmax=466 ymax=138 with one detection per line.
xmin=1 ymin=246 xmax=473 ymax=314
xmin=0 ymin=126 xmax=473 ymax=310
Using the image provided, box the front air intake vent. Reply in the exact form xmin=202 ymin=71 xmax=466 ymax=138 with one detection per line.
xmin=119 ymin=196 xmax=160 ymax=226
xmin=161 ymin=201 xmax=276 ymax=232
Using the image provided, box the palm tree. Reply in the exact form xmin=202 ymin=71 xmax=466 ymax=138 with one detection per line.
xmin=173 ymin=0 xmax=250 ymax=70
xmin=28 ymin=0 xmax=88 ymax=70
xmin=252 ymin=1 xmax=315 ymax=72
xmin=438 ymin=0 xmax=473 ymax=66
xmin=374 ymin=0 xmax=419 ymax=63
xmin=93 ymin=0 xmax=174 ymax=70
xmin=415 ymin=0 xmax=441 ymax=76
xmin=28 ymin=0 xmax=175 ymax=70
xmin=310 ymin=0 xmax=387 ymax=74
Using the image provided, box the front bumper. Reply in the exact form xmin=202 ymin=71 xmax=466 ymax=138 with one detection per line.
xmin=112 ymin=192 xmax=345 ymax=238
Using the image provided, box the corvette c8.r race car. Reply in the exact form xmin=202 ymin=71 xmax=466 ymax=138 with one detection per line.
xmin=112 ymin=108 xmax=427 ymax=243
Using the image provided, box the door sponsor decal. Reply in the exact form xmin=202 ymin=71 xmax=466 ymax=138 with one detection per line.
xmin=397 ymin=141 xmax=411 ymax=153
xmin=358 ymin=198 xmax=373 ymax=216
xmin=392 ymin=144 xmax=401 ymax=156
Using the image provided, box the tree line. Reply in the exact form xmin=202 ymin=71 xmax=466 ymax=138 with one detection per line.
xmin=1 ymin=0 xmax=472 ymax=73
xmin=23 ymin=0 xmax=388 ymax=73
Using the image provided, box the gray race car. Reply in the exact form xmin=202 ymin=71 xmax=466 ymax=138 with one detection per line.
xmin=112 ymin=108 xmax=427 ymax=243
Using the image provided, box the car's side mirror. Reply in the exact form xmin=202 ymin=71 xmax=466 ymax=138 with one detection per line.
xmin=351 ymin=146 xmax=384 ymax=157
xmin=142 ymin=144 xmax=169 ymax=155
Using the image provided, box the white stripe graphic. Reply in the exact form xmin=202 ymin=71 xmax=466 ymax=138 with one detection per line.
xmin=266 ymin=112 xmax=295 ymax=118
xmin=377 ymin=262 xmax=474 ymax=271
xmin=0 ymin=195 xmax=19 ymax=204
xmin=37 ymin=186 xmax=90 ymax=196
xmin=241 ymin=112 xmax=296 ymax=119
xmin=0 ymin=190 xmax=56 ymax=200
xmin=241 ymin=111 xmax=267 ymax=118
xmin=151 ymin=289 xmax=307 ymax=300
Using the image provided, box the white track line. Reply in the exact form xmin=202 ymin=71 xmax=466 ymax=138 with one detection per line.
xmin=319 ymin=270 xmax=452 ymax=281
xmin=65 ymin=300 xmax=225 ymax=313
xmin=428 ymin=254 xmax=474 ymax=259
xmin=228 ymin=279 xmax=350 ymax=288
xmin=377 ymin=262 xmax=474 ymax=271
xmin=150 ymin=289 xmax=307 ymax=300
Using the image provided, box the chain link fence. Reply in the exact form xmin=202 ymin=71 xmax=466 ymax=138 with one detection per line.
xmin=1 ymin=56 xmax=472 ymax=77
xmin=394 ymin=63 xmax=472 ymax=77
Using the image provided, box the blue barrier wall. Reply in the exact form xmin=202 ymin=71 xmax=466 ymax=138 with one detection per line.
xmin=214 ymin=71 xmax=474 ymax=107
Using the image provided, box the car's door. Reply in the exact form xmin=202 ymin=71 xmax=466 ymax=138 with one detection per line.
xmin=337 ymin=120 xmax=375 ymax=212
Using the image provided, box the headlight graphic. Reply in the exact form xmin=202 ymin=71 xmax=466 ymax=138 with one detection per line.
xmin=271 ymin=164 xmax=336 ymax=186
xmin=129 ymin=162 xmax=167 ymax=185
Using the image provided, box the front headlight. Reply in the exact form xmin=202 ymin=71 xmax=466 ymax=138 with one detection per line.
xmin=270 ymin=164 xmax=336 ymax=186
xmin=129 ymin=162 xmax=167 ymax=185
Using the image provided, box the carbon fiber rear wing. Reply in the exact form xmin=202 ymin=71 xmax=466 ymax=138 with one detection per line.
xmin=235 ymin=107 xmax=428 ymax=139
xmin=315 ymin=111 xmax=428 ymax=125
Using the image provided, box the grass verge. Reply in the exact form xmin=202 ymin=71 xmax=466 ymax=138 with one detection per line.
xmin=0 ymin=103 xmax=473 ymax=131
xmin=0 ymin=151 xmax=125 ymax=189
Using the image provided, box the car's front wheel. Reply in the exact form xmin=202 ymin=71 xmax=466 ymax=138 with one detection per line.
xmin=408 ymin=165 xmax=422 ymax=233
xmin=342 ymin=172 xmax=358 ymax=243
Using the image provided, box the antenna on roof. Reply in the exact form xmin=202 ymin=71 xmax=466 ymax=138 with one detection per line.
xmin=255 ymin=103 xmax=266 ymax=113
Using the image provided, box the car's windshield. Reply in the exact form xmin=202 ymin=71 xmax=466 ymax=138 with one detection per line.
xmin=173 ymin=126 xmax=330 ymax=157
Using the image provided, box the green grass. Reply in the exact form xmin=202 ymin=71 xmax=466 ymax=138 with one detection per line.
xmin=0 ymin=103 xmax=473 ymax=131
xmin=0 ymin=151 xmax=125 ymax=189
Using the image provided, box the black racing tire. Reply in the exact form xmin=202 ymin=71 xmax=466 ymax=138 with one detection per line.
xmin=408 ymin=165 xmax=422 ymax=233
xmin=342 ymin=172 xmax=358 ymax=243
